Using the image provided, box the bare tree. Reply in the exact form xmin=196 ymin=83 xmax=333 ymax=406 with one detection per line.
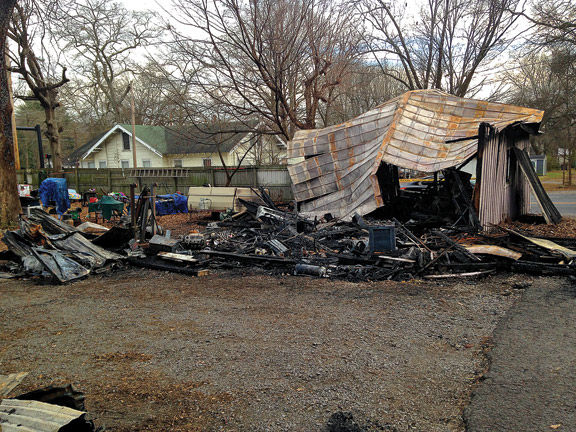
xmin=167 ymin=0 xmax=363 ymax=140
xmin=59 ymin=0 xmax=161 ymax=125
xmin=355 ymin=0 xmax=523 ymax=96
xmin=129 ymin=62 xmax=193 ymax=126
xmin=519 ymin=0 xmax=576 ymax=47
xmin=7 ymin=0 xmax=69 ymax=172
xmin=504 ymin=49 xmax=576 ymax=183
xmin=0 ymin=0 xmax=21 ymax=227
xmin=320 ymin=63 xmax=406 ymax=125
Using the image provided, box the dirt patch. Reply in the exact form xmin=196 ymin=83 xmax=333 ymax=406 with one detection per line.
xmin=0 ymin=270 xmax=529 ymax=431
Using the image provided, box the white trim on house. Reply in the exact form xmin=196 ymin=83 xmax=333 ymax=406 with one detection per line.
xmin=225 ymin=132 xmax=253 ymax=156
xmin=79 ymin=124 xmax=163 ymax=161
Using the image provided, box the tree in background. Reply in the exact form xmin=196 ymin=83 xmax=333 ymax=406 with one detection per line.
xmin=0 ymin=0 xmax=21 ymax=227
xmin=58 ymin=0 xmax=161 ymax=126
xmin=129 ymin=62 xmax=193 ymax=126
xmin=505 ymin=0 xmax=576 ymax=184
xmin=7 ymin=0 xmax=70 ymax=172
xmin=320 ymin=64 xmax=406 ymax=125
xmin=14 ymin=100 xmax=83 ymax=169
xmin=521 ymin=0 xmax=575 ymax=47
xmin=167 ymin=0 xmax=363 ymax=140
xmin=354 ymin=0 xmax=522 ymax=97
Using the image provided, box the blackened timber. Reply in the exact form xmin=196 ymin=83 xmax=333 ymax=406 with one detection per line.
xmin=512 ymin=147 xmax=561 ymax=224
xmin=392 ymin=218 xmax=432 ymax=252
xmin=433 ymin=230 xmax=481 ymax=261
xmin=199 ymin=250 xmax=295 ymax=265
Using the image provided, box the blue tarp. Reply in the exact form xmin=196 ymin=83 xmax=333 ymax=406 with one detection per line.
xmin=39 ymin=178 xmax=70 ymax=215
xmin=155 ymin=193 xmax=188 ymax=216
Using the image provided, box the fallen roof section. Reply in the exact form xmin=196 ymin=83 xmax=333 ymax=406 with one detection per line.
xmin=287 ymin=89 xmax=544 ymax=219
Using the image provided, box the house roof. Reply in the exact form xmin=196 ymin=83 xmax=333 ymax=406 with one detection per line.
xmin=66 ymin=130 xmax=108 ymax=164
xmin=161 ymin=125 xmax=250 ymax=155
xmin=66 ymin=124 xmax=251 ymax=163
xmin=287 ymin=89 xmax=544 ymax=219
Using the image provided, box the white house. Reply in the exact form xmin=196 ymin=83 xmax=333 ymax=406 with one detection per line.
xmin=66 ymin=124 xmax=287 ymax=168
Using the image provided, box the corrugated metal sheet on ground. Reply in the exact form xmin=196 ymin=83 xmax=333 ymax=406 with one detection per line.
xmin=287 ymin=89 xmax=544 ymax=219
xmin=0 ymin=398 xmax=85 ymax=431
xmin=0 ymin=373 xmax=28 ymax=397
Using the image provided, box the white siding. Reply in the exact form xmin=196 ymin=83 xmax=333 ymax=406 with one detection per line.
xmin=79 ymin=128 xmax=287 ymax=168
xmin=81 ymin=131 xmax=163 ymax=168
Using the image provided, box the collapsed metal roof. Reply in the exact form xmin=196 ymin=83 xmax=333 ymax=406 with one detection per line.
xmin=287 ymin=89 xmax=544 ymax=219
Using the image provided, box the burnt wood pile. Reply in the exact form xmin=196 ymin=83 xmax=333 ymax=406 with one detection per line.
xmin=1 ymin=199 xmax=575 ymax=283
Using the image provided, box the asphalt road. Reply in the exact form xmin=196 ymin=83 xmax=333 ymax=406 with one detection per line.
xmin=531 ymin=191 xmax=576 ymax=216
xmin=464 ymin=277 xmax=576 ymax=431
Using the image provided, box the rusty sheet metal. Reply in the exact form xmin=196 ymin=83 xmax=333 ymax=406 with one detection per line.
xmin=0 ymin=398 xmax=86 ymax=431
xmin=288 ymin=89 xmax=543 ymax=219
xmin=510 ymin=230 xmax=576 ymax=260
xmin=0 ymin=372 xmax=28 ymax=397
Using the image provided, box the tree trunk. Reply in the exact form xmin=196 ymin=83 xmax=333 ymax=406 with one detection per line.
xmin=569 ymin=146 xmax=573 ymax=187
xmin=44 ymin=100 xmax=62 ymax=172
xmin=0 ymin=0 xmax=22 ymax=227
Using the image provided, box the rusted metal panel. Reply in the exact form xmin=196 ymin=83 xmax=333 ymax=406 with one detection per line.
xmin=0 ymin=399 xmax=86 ymax=431
xmin=288 ymin=89 xmax=544 ymax=219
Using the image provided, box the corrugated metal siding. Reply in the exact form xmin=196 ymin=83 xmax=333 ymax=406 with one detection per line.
xmin=0 ymin=373 xmax=28 ymax=397
xmin=478 ymin=127 xmax=532 ymax=228
xmin=0 ymin=398 xmax=85 ymax=431
xmin=478 ymin=127 xmax=508 ymax=227
xmin=288 ymin=89 xmax=544 ymax=219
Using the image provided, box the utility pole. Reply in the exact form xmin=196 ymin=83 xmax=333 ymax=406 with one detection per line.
xmin=130 ymin=83 xmax=137 ymax=168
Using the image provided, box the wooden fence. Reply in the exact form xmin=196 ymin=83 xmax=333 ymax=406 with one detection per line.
xmin=16 ymin=166 xmax=293 ymax=202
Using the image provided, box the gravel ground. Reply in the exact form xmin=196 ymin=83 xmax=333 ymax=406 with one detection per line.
xmin=465 ymin=277 xmax=576 ymax=431
xmin=0 ymin=269 xmax=527 ymax=431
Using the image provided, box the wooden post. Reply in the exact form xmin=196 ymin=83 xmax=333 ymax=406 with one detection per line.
xmin=253 ymin=166 xmax=258 ymax=187
xmin=75 ymin=167 xmax=80 ymax=192
xmin=151 ymin=182 xmax=157 ymax=236
xmin=130 ymin=183 xmax=136 ymax=237
xmin=130 ymin=84 xmax=137 ymax=168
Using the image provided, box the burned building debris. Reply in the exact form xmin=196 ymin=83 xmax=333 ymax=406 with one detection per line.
xmin=0 ymin=91 xmax=572 ymax=283
xmin=287 ymin=89 xmax=560 ymax=227
xmin=2 ymin=189 xmax=575 ymax=283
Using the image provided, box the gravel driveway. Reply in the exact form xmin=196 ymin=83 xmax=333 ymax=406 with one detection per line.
xmin=465 ymin=277 xmax=576 ymax=431
xmin=0 ymin=269 xmax=525 ymax=431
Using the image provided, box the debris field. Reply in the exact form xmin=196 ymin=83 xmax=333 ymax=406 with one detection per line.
xmin=1 ymin=182 xmax=576 ymax=284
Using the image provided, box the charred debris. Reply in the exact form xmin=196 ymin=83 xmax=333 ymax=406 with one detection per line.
xmin=1 ymin=177 xmax=575 ymax=284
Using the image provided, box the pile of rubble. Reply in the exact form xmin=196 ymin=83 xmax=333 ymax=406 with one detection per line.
xmin=175 ymin=200 xmax=576 ymax=281
xmin=1 ymin=193 xmax=575 ymax=283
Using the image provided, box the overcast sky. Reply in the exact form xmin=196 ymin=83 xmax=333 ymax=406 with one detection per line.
xmin=116 ymin=0 xmax=525 ymax=99
xmin=121 ymin=0 xmax=162 ymax=11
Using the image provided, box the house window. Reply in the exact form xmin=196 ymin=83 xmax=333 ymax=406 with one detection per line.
xmin=99 ymin=161 xmax=107 ymax=169
xmin=142 ymin=160 xmax=151 ymax=167
xmin=203 ymin=158 xmax=212 ymax=168
xmin=173 ymin=159 xmax=182 ymax=168
xmin=87 ymin=161 xmax=95 ymax=168
xmin=121 ymin=160 xmax=129 ymax=169
xmin=122 ymin=132 xmax=130 ymax=150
